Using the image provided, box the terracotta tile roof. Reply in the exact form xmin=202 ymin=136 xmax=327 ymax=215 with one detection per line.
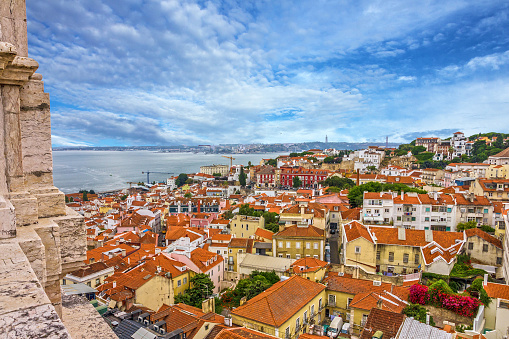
xmin=490 ymin=147 xmax=509 ymax=158
xmin=343 ymin=221 xmax=375 ymax=243
xmin=350 ymin=290 xmax=407 ymax=313
xmin=215 ymin=327 xmax=279 ymax=339
xmin=369 ymin=227 xmax=463 ymax=248
xmin=341 ymin=208 xmax=361 ymax=221
xmin=232 ymin=275 xmax=326 ymax=327
xmin=290 ymin=257 xmax=328 ymax=274
xmin=68 ymin=261 xmax=111 ymax=278
xmin=484 ymin=282 xmax=509 ymax=300
xmin=324 ymin=275 xmax=409 ymax=301
xmin=465 ymin=228 xmax=502 ymax=249
xmin=254 ymin=228 xmax=274 ymax=240
xmin=212 ymin=234 xmax=232 ymax=242
xmin=359 ymin=308 xmax=405 ymax=339
xmin=364 ymin=192 xmax=394 ymax=200
xmin=421 ymin=241 xmax=463 ymax=265
xmin=274 ymin=224 xmax=324 ymax=238
xmin=190 ymin=247 xmax=223 ymax=273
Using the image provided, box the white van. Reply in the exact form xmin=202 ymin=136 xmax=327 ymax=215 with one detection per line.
xmin=327 ymin=317 xmax=343 ymax=338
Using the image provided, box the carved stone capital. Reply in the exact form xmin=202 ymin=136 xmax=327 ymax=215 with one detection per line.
xmin=0 ymin=41 xmax=17 ymax=70
xmin=0 ymin=55 xmax=39 ymax=85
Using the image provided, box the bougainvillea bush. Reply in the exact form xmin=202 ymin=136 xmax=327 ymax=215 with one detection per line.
xmin=409 ymin=283 xmax=480 ymax=318
xmin=409 ymin=284 xmax=429 ymax=305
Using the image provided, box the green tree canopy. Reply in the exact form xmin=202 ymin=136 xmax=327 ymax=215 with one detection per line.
xmin=293 ymin=176 xmax=302 ymax=188
xmin=176 ymin=173 xmax=188 ymax=187
xmin=321 ymin=176 xmax=355 ymax=190
xmin=347 ymin=182 xmax=426 ymax=208
xmin=456 ymin=220 xmax=477 ymax=231
xmin=239 ymin=167 xmax=247 ymax=187
xmin=175 ymin=274 xmax=215 ymax=310
xmin=266 ymin=159 xmax=277 ymax=167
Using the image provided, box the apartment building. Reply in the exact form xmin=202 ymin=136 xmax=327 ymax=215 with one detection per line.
xmin=486 ymin=165 xmax=509 ymax=179
xmin=230 ymin=214 xmax=265 ymax=238
xmin=470 ymin=178 xmax=509 ymax=202
xmin=362 ymin=191 xmax=493 ymax=231
xmin=200 ymin=164 xmax=229 ymax=176
xmin=415 ymin=137 xmax=440 ymax=152
xmin=273 ymin=224 xmax=325 ymax=260
xmin=231 ymin=275 xmax=326 ymax=339
xmin=487 ymin=147 xmax=509 ymax=165
xmin=279 ymin=167 xmax=329 ymax=188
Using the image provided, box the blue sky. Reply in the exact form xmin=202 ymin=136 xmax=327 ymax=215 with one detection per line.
xmin=26 ymin=0 xmax=509 ymax=147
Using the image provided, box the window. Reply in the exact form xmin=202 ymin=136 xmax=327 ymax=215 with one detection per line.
xmin=319 ymin=298 xmax=322 ymax=309
xmin=468 ymin=242 xmax=473 ymax=250
xmin=279 ymin=241 xmax=283 ymax=248
xmin=362 ymin=314 xmax=369 ymax=326
xmin=286 ymin=242 xmax=291 ymax=248
xmin=497 ymin=257 xmax=503 ymax=265
xmin=483 ymin=244 xmax=489 ymax=252
xmin=397 ymin=216 xmax=401 ymax=221
xmin=328 ymin=294 xmax=336 ymax=305
xmin=355 ymin=246 xmax=361 ymax=254
xmin=183 ymin=277 xmax=187 ymax=284
xmin=177 ymin=280 xmax=181 ymax=287
xmin=411 ymin=217 xmax=416 ymax=221
xmin=311 ymin=305 xmax=315 ymax=315
xmin=286 ymin=254 xmax=291 ymax=259
xmin=314 ymin=243 xmax=318 ymax=249
xmin=306 ymin=242 xmax=310 ymax=249
xmin=385 ymin=209 xmax=389 ymax=213
xmin=95 ymin=278 xmax=101 ymax=285
xmin=296 ymin=317 xmax=300 ymax=331
xmin=285 ymin=327 xmax=290 ymax=339
xmin=304 ymin=311 xmax=308 ymax=324
xmin=403 ymin=253 xmax=409 ymax=263
xmin=62 ymin=279 xmax=66 ymax=285
xmin=278 ymin=254 xmax=283 ymax=257
xmin=389 ymin=252 xmax=394 ymax=262
xmin=415 ymin=254 xmax=419 ymax=264
xmin=425 ymin=207 xmax=430 ymax=212
xmin=239 ymin=249 xmax=243 ymax=253
xmin=296 ymin=242 xmax=301 ymax=249
xmin=347 ymin=298 xmax=353 ymax=309
xmin=376 ymin=251 xmax=380 ymax=260
xmin=296 ymin=254 xmax=301 ymax=259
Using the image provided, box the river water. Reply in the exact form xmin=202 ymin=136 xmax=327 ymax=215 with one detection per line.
xmin=52 ymin=151 xmax=279 ymax=193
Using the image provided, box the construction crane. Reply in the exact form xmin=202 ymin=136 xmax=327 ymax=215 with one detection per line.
xmin=222 ymin=155 xmax=236 ymax=168
xmin=142 ymin=171 xmax=174 ymax=184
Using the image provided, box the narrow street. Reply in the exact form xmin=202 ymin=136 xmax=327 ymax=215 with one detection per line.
xmin=329 ymin=233 xmax=340 ymax=264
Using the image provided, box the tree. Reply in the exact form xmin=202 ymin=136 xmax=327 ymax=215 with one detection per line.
xmin=82 ymin=191 xmax=88 ymax=201
xmin=239 ymin=166 xmax=247 ymax=187
xmin=293 ymin=176 xmax=302 ymax=188
xmin=184 ymin=192 xmax=192 ymax=198
xmin=213 ymin=173 xmax=221 ymax=177
xmin=366 ymin=165 xmax=377 ymax=173
xmin=403 ymin=304 xmax=435 ymax=326
xmin=248 ymin=161 xmax=252 ymax=167
xmin=121 ymin=194 xmax=128 ymax=200
xmin=347 ymin=182 xmax=426 ymax=208
xmin=411 ymin=146 xmax=426 ymax=155
xmin=266 ymin=159 xmax=277 ymax=167
xmin=321 ymin=176 xmax=355 ymax=190
xmin=176 ymin=173 xmax=188 ymax=187
xmin=65 ymin=196 xmax=69 ymax=203
xmin=176 ymin=274 xmax=215 ymax=309
xmin=456 ymin=220 xmax=477 ymax=231
xmin=222 ymin=210 xmax=234 ymax=220
xmin=89 ymin=189 xmax=95 ymax=194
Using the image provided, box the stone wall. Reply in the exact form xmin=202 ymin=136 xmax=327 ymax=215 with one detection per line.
xmin=0 ymin=1 xmax=114 ymax=337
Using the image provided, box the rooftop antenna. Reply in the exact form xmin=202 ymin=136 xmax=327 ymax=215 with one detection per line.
xmin=386 ymin=136 xmax=388 ymax=148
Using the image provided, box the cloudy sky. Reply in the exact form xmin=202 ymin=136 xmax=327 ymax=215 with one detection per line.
xmin=27 ymin=0 xmax=509 ymax=147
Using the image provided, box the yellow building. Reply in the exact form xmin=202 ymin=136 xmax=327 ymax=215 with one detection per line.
xmin=341 ymin=221 xmax=465 ymax=276
xmin=231 ymin=275 xmax=326 ymax=339
xmin=273 ymin=224 xmax=325 ymax=260
xmin=323 ymin=274 xmax=408 ymax=335
xmin=228 ymin=238 xmax=254 ymax=272
xmin=62 ymin=262 xmax=115 ymax=289
xmin=487 ymin=165 xmax=509 ymax=179
xmin=285 ymin=257 xmax=328 ymax=282
xmin=470 ymin=178 xmax=509 ymax=202
xmin=279 ymin=201 xmax=329 ymax=230
xmin=230 ymin=214 xmax=265 ymax=238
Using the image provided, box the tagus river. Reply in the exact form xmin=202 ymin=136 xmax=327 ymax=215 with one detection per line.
xmin=52 ymin=151 xmax=279 ymax=194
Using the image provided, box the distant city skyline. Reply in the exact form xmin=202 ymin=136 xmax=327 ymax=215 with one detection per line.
xmin=27 ymin=1 xmax=509 ymax=147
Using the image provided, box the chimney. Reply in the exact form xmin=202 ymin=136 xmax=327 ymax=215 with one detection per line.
xmin=398 ymin=227 xmax=406 ymax=241
xmin=401 ymin=191 xmax=404 ymax=200
xmin=376 ymin=298 xmax=383 ymax=309
xmin=121 ymin=249 xmax=126 ymax=257
xmin=113 ymin=281 xmax=117 ymax=288
xmin=426 ymin=313 xmax=430 ymax=325
xmin=424 ymin=230 xmax=433 ymax=242
xmin=483 ymin=273 xmax=488 ymax=286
